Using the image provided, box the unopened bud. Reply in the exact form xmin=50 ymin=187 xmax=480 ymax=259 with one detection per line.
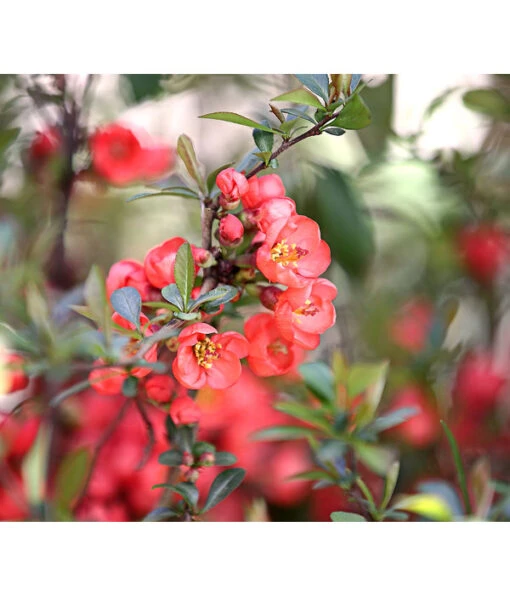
xmin=199 ymin=452 xmax=215 ymax=467
xmin=219 ymin=194 xmax=241 ymax=211
xmin=185 ymin=468 xmax=200 ymax=483
xmin=219 ymin=214 xmax=244 ymax=247
xmin=182 ymin=451 xmax=194 ymax=466
xmin=193 ymin=248 xmax=217 ymax=268
xmin=260 ymin=285 xmax=284 ymax=311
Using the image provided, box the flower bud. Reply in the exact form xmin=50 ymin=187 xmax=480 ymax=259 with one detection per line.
xmin=199 ymin=452 xmax=215 ymax=467
xmin=145 ymin=374 xmax=175 ymax=403
xmin=219 ymin=194 xmax=240 ymax=211
xmin=216 ymin=168 xmax=248 ymax=202
xmin=193 ymin=248 xmax=216 ymax=268
xmin=169 ymin=396 xmax=201 ymax=425
xmin=184 ymin=468 xmax=201 ymax=483
xmin=182 ymin=451 xmax=194 ymax=466
xmin=219 ymin=214 xmax=244 ymax=247
xmin=259 ymin=285 xmax=284 ymax=311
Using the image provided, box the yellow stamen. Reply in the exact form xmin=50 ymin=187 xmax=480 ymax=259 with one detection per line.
xmin=193 ymin=336 xmax=222 ymax=368
xmin=270 ymin=239 xmax=308 ymax=268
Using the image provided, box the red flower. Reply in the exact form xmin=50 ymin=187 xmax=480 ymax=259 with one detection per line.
xmin=254 ymin=197 xmax=296 ymax=237
xmin=216 ymin=168 xmax=249 ymax=204
xmin=453 ymin=352 xmax=506 ymax=416
xmin=106 ymin=259 xmax=153 ymax=302
xmin=385 ymin=385 xmax=440 ymax=448
xmin=242 ymin=174 xmax=286 ymax=210
xmin=390 ymin=299 xmax=433 ymax=354
xmin=245 ymin=313 xmax=305 ymax=377
xmin=0 ymin=413 xmax=40 ymax=458
xmin=88 ymin=359 xmax=128 ymax=395
xmin=144 ymin=237 xmax=199 ymax=289
xmin=90 ymin=123 xmax=172 ymax=186
xmin=218 ymin=214 xmax=244 ymax=247
xmin=29 ymin=127 xmax=62 ymax=162
xmin=274 ymin=278 xmax=337 ymax=350
xmin=458 ymin=224 xmax=510 ymax=285
xmin=169 ymin=396 xmax=201 ymax=425
xmin=256 ymin=215 xmax=331 ymax=288
xmin=172 ymin=323 xmax=249 ymax=390
xmin=145 ymin=374 xmax=175 ymax=403
xmin=1 ymin=352 xmax=29 ymax=393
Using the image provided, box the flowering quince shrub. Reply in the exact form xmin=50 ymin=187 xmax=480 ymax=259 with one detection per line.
xmin=2 ymin=73 xmax=510 ymax=523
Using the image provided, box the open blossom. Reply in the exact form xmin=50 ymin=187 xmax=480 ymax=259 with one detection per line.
xmin=144 ymin=237 xmax=199 ymax=289
xmin=274 ymin=278 xmax=337 ymax=350
xmin=256 ymin=215 xmax=331 ymax=288
xmin=170 ymin=396 xmax=201 ymax=425
xmin=245 ymin=313 xmax=305 ymax=377
xmin=89 ymin=123 xmax=173 ymax=186
xmin=216 ymin=168 xmax=249 ymax=203
xmin=172 ymin=323 xmax=248 ymax=390
xmin=242 ymin=174 xmax=286 ymax=210
xmin=106 ymin=259 xmax=153 ymax=301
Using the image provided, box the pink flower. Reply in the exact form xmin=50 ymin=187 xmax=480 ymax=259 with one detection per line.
xmin=169 ymin=396 xmax=201 ymax=425
xmin=144 ymin=237 xmax=200 ymax=289
xmin=106 ymin=259 xmax=153 ymax=302
xmin=242 ymin=174 xmax=286 ymax=210
xmin=216 ymin=168 xmax=249 ymax=204
xmin=218 ymin=214 xmax=244 ymax=246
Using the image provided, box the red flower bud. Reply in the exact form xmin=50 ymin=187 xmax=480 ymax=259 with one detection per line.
xmin=2 ymin=352 xmax=29 ymax=394
xmin=218 ymin=214 xmax=244 ymax=247
xmin=29 ymin=127 xmax=62 ymax=162
xmin=216 ymin=168 xmax=248 ymax=202
xmin=259 ymin=285 xmax=284 ymax=311
xmin=145 ymin=374 xmax=175 ymax=403
xmin=169 ymin=396 xmax=201 ymax=425
xmin=199 ymin=452 xmax=215 ymax=466
xmin=182 ymin=451 xmax=194 ymax=466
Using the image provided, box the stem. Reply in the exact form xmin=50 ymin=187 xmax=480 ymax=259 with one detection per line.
xmin=134 ymin=397 xmax=155 ymax=470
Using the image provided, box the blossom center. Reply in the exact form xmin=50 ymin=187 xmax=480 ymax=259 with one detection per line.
xmin=193 ymin=336 xmax=222 ymax=368
xmin=294 ymin=299 xmax=319 ymax=323
xmin=268 ymin=339 xmax=288 ymax=355
xmin=270 ymin=239 xmax=308 ymax=267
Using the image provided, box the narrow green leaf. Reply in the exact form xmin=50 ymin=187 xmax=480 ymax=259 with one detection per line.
xmin=294 ymin=74 xmax=330 ymax=104
xmin=331 ymin=511 xmax=367 ymax=522
xmin=127 ymin=188 xmax=199 ymax=202
xmin=189 ymin=285 xmax=238 ymax=311
xmin=252 ymin=425 xmax=317 ymax=442
xmin=463 ymin=88 xmax=510 ymax=121
xmin=440 ymin=420 xmax=472 ymax=515
xmin=394 ymin=494 xmax=452 ymax=522
xmin=110 ymin=287 xmax=141 ymax=331
xmin=290 ymin=469 xmax=334 ymax=482
xmin=381 ymin=461 xmax=400 ymax=511
xmin=213 ymin=452 xmax=237 ymax=466
xmin=280 ymin=108 xmax=316 ymax=124
xmin=69 ymin=305 xmax=97 ymax=323
xmin=143 ymin=507 xmax=179 ymax=522
xmin=159 ymin=450 xmax=183 ymax=468
xmin=299 ymin=362 xmax=336 ymax=405
xmin=173 ymin=242 xmax=195 ymax=311
xmin=199 ymin=112 xmax=277 ymax=134
xmin=324 ymin=127 xmax=346 ymax=136
xmin=152 ymin=482 xmax=199 ymax=509
xmin=355 ymin=443 xmax=395 ymax=476
xmin=369 ymin=407 xmax=418 ymax=433
xmin=177 ymin=135 xmax=207 ymax=195
xmin=272 ymin=88 xmax=324 ymax=109
xmin=331 ymin=94 xmax=372 ymax=130
xmin=54 ymin=448 xmax=92 ymax=512
xmin=201 ymin=468 xmax=246 ymax=513
xmin=273 ymin=401 xmax=331 ymax=432
xmin=161 ymin=284 xmax=185 ymax=311
xmin=84 ymin=265 xmax=111 ymax=343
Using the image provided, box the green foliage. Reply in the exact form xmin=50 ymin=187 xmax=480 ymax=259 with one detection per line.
xmin=161 ymin=284 xmax=185 ymax=311
xmin=298 ymin=361 xmax=336 ymax=405
xmin=331 ymin=94 xmax=372 ymax=130
xmin=158 ymin=449 xmax=184 ymax=466
xmin=124 ymin=74 xmax=163 ymax=103
xmin=177 ymin=135 xmax=207 ymax=195
xmin=213 ymin=452 xmax=237 ymax=466
xmin=84 ymin=265 xmax=111 ymax=344
xmin=110 ymin=287 xmax=142 ymax=331
xmin=199 ymin=112 xmax=278 ymax=134
xmin=127 ymin=187 xmax=199 ymax=202
xmin=294 ymin=74 xmax=330 ymax=104
xmin=463 ymin=88 xmax=510 ymax=121
xmin=330 ymin=511 xmax=367 ymax=522
xmin=440 ymin=420 xmax=472 ymax=515
xmin=394 ymin=494 xmax=453 ymax=522
xmin=272 ymin=88 xmax=324 ymax=109
xmin=54 ymin=448 xmax=92 ymax=515
xmin=201 ymin=468 xmax=246 ymax=513
xmin=173 ymin=242 xmax=195 ymax=311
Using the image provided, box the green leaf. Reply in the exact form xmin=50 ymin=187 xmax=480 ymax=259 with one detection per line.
xmin=213 ymin=452 xmax=237 ymax=466
xmin=201 ymin=468 xmax=246 ymax=513
xmin=294 ymin=74 xmax=330 ymax=104
xmin=158 ymin=449 xmax=184 ymax=466
xmin=127 ymin=188 xmax=199 ymax=202
xmin=331 ymin=94 xmax=372 ymax=130
xmin=177 ymin=135 xmax=207 ymax=196
xmin=189 ymin=285 xmax=238 ymax=311
xmin=355 ymin=443 xmax=395 ymax=476
xmin=54 ymin=448 xmax=92 ymax=512
xmin=252 ymin=425 xmax=317 ymax=442
xmin=331 ymin=511 xmax=367 ymax=522
xmin=122 ymin=376 xmax=138 ymax=398
xmin=199 ymin=112 xmax=277 ymax=134
xmin=161 ymin=283 xmax=185 ymax=311
xmin=0 ymin=127 xmax=20 ymax=155
xmin=68 ymin=305 xmax=97 ymax=323
xmin=273 ymin=401 xmax=332 ymax=432
xmin=206 ymin=162 xmax=235 ymax=193
xmin=440 ymin=420 xmax=472 ymax=515
xmin=394 ymin=494 xmax=452 ymax=522
xmin=463 ymin=88 xmax=510 ymax=121
xmin=255 ymin=151 xmax=272 ymax=165
xmin=347 ymin=362 xmax=388 ymax=406
xmin=324 ymin=127 xmax=346 ymax=136
xmin=165 ymin=414 xmax=177 ymax=442
xmin=124 ymin=74 xmax=162 ymax=103
xmin=22 ymin=424 xmax=49 ymax=507
xmin=193 ymin=441 xmax=216 ymax=456
xmin=380 ymin=461 xmax=400 ymax=511
xmin=272 ymin=88 xmax=324 ymax=109
xmin=280 ymin=108 xmax=316 ymax=125
xmin=253 ymin=127 xmax=274 ymax=154
xmin=369 ymin=407 xmax=418 ymax=433
xmin=299 ymin=361 xmax=335 ymax=405
xmin=289 ymin=469 xmax=334 ymax=482
xmin=174 ymin=242 xmax=195 ymax=311
xmin=143 ymin=507 xmax=179 ymax=522
xmin=153 ymin=482 xmax=199 ymax=509
xmin=84 ymin=265 xmax=111 ymax=343
xmin=174 ymin=312 xmax=201 ymax=321
xmin=110 ymin=287 xmax=141 ymax=331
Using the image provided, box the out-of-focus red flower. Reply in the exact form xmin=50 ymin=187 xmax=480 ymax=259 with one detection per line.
xmin=172 ymin=323 xmax=248 ymax=389
xmin=218 ymin=214 xmax=244 ymax=247
xmin=89 ymin=123 xmax=173 ymax=186
xmin=242 ymin=174 xmax=286 ymax=210
xmin=457 ymin=224 xmax=510 ymax=285
xmin=274 ymin=278 xmax=337 ymax=350
xmin=109 ymin=312 xmax=157 ymax=378
xmin=29 ymin=127 xmax=62 ymax=162
xmin=389 ymin=299 xmax=433 ymax=354
xmin=453 ymin=352 xmax=506 ymax=416
xmin=245 ymin=313 xmax=305 ymax=377
xmin=385 ymin=385 xmax=440 ymax=448
xmin=169 ymin=395 xmax=201 ymax=425
xmin=2 ymin=352 xmax=29 ymax=394
xmin=216 ymin=168 xmax=249 ymax=204
xmin=0 ymin=413 xmax=40 ymax=459
xmin=76 ymin=500 xmax=130 ymax=522
xmin=88 ymin=359 xmax=128 ymax=395
xmin=106 ymin=259 xmax=153 ymax=302
xmin=145 ymin=374 xmax=175 ymax=403
xmin=256 ymin=215 xmax=331 ymax=288
xmin=144 ymin=237 xmax=200 ymax=289
xmin=0 ymin=475 xmax=28 ymax=521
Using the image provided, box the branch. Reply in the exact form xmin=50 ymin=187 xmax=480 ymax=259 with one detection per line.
xmin=134 ymin=397 xmax=155 ymax=470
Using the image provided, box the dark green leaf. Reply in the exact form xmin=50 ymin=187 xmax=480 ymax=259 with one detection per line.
xmin=54 ymin=448 xmax=92 ymax=512
xmin=153 ymin=482 xmax=199 ymax=509
xmin=199 ymin=112 xmax=277 ymax=134
xmin=252 ymin=425 xmax=317 ymax=441
xmin=165 ymin=414 xmax=177 ymax=441
xmin=177 ymin=135 xmax=207 ymax=195
xmin=331 ymin=511 xmax=367 ymax=522
xmin=127 ymin=188 xmax=199 ymax=202
xmin=161 ymin=284 xmax=185 ymax=311
xmin=189 ymin=285 xmax=238 ymax=311
xmin=174 ymin=242 xmax=195 ymax=311
xmin=289 ymin=469 xmax=334 ymax=481
xmin=206 ymin=162 xmax=235 ymax=193
xmin=143 ymin=507 xmax=179 ymax=522
xmin=253 ymin=128 xmax=274 ymax=153
xmin=331 ymin=94 xmax=372 ymax=130
xmin=213 ymin=452 xmax=237 ymax=466
xmin=299 ymin=361 xmax=335 ymax=405
xmin=440 ymin=420 xmax=472 ymax=515
xmin=124 ymin=74 xmax=162 ymax=103
xmin=294 ymin=74 xmax=330 ymax=104
xmin=324 ymin=127 xmax=346 ymax=136
xmin=193 ymin=441 xmax=216 ymax=456
xmin=280 ymin=108 xmax=316 ymax=124
xmin=272 ymin=88 xmax=324 ymax=109
xmin=201 ymin=468 xmax=246 ymax=513
xmin=110 ymin=287 xmax=141 ymax=331
xmin=463 ymin=88 xmax=510 ymax=121
xmin=122 ymin=376 xmax=138 ymax=398
xmin=158 ymin=449 xmax=184 ymax=466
